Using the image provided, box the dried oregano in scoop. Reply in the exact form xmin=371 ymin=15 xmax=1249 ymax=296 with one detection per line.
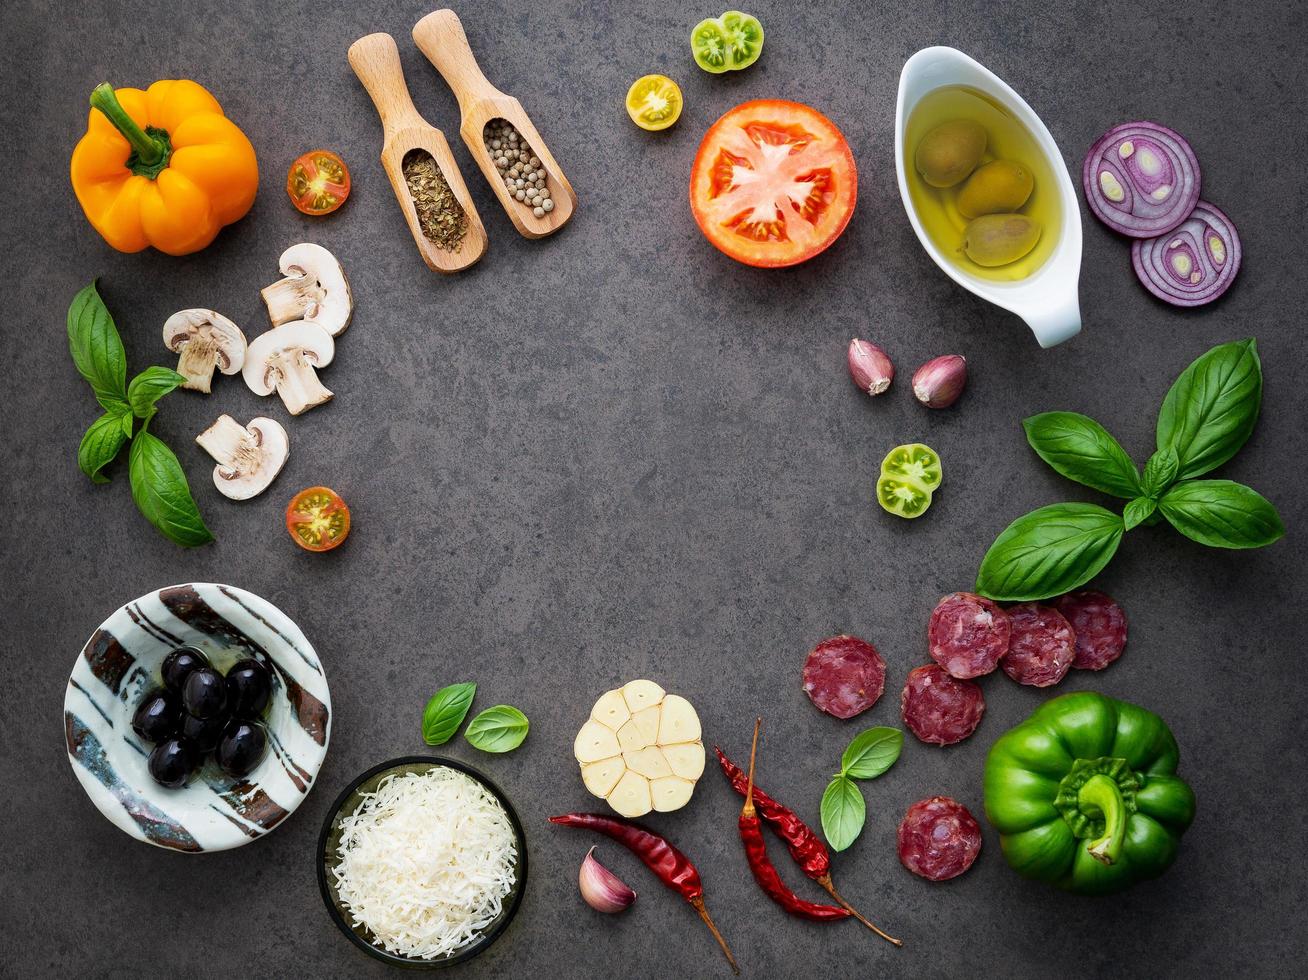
xmin=402 ymin=150 xmax=468 ymax=251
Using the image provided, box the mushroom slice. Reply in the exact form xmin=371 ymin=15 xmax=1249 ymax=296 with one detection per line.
xmin=195 ymin=415 xmax=289 ymax=500
xmin=243 ymin=321 xmax=335 ymax=416
xmin=260 ymin=243 xmax=353 ymax=337
xmin=162 ymin=309 xmax=247 ymax=393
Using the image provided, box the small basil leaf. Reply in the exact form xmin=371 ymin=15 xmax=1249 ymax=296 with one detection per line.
xmin=127 ymin=366 xmax=186 ymax=419
xmin=1157 ymin=339 xmax=1262 ymax=481
xmin=120 ymin=412 xmax=136 ymax=437
xmin=422 ymin=682 xmax=477 ymax=745
xmin=840 ymin=727 xmax=903 ymax=780
xmin=67 ymin=280 xmax=129 ymax=414
xmin=976 ymin=503 xmax=1125 ymax=601
xmin=128 ymin=431 xmax=214 ymax=547
xmin=464 ymin=705 xmax=529 ymax=753
xmin=78 ymin=412 xmax=130 ymax=484
xmin=1140 ymin=446 xmax=1179 ymax=497
xmin=1123 ymin=497 xmax=1157 ymax=531
xmin=1022 ymin=412 xmax=1141 ymax=499
xmin=820 ymin=775 xmax=865 ymax=852
xmin=1159 ymin=480 xmax=1285 ymax=549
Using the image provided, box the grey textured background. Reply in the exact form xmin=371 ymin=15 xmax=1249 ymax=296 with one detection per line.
xmin=2 ymin=0 xmax=1305 ymax=977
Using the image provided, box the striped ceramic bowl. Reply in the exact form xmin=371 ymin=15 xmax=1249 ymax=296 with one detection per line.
xmin=63 ymin=583 xmax=331 ymax=852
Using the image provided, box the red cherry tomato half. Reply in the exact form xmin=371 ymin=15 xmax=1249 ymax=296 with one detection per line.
xmin=285 ymin=486 xmax=351 ymax=552
xmin=689 ymin=100 xmax=857 ymax=268
xmin=286 ymin=150 xmax=351 ymax=216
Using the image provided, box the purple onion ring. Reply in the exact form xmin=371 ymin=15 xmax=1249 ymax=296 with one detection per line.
xmin=1131 ymin=201 xmax=1241 ymax=307
xmin=1083 ymin=121 xmax=1201 ymax=237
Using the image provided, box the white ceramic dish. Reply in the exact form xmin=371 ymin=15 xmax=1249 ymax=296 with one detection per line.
xmin=895 ymin=46 xmax=1083 ymax=348
xmin=63 ymin=583 xmax=331 ymax=852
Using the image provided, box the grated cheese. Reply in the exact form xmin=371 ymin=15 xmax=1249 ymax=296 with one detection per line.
xmin=331 ymin=767 xmax=518 ymax=959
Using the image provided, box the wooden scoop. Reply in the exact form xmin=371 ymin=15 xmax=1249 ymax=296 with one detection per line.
xmin=348 ymin=32 xmax=487 ymax=273
xmin=412 ymin=9 xmax=576 ymax=239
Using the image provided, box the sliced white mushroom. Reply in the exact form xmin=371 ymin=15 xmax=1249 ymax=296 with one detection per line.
xmin=243 ymin=321 xmax=335 ymax=416
xmin=260 ymin=243 xmax=353 ymax=337
xmin=162 ymin=310 xmax=246 ymax=393
xmin=194 ymin=415 xmax=289 ymax=500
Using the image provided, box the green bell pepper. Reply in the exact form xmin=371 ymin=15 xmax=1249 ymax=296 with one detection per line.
xmin=983 ymin=692 xmax=1195 ymax=895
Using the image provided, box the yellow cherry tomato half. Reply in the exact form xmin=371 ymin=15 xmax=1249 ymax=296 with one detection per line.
xmin=625 ymin=75 xmax=683 ymax=131
xmin=286 ymin=150 xmax=351 ymax=216
xmin=286 ymin=486 xmax=351 ymax=551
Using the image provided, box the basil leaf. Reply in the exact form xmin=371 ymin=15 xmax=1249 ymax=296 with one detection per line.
xmin=127 ymin=366 xmax=185 ymax=419
xmin=976 ymin=503 xmax=1124 ymax=601
xmin=1157 ymin=339 xmax=1262 ymax=481
xmin=840 ymin=727 xmax=903 ymax=780
xmin=128 ymin=431 xmax=214 ymax=547
xmin=820 ymin=775 xmax=865 ymax=852
xmin=464 ymin=705 xmax=529 ymax=753
xmin=1140 ymin=447 xmax=1179 ymax=497
xmin=1023 ymin=412 xmax=1141 ymax=499
xmin=1159 ymin=480 xmax=1285 ymax=549
xmin=78 ymin=412 xmax=130 ymax=484
xmin=422 ymin=682 xmax=477 ymax=745
xmin=67 ymin=280 xmax=129 ymax=414
xmin=1123 ymin=497 xmax=1157 ymax=531
xmin=120 ymin=412 xmax=136 ymax=437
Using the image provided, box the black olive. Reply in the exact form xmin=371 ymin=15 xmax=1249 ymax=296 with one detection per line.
xmin=148 ymin=737 xmax=197 ymax=789
xmin=162 ymin=646 xmax=209 ymax=694
xmin=215 ymin=720 xmax=268 ymax=778
xmin=182 ymin=666 xmax=227 ymax=719
xmin=131 ymin=689 xmax=180 ymax=743
xmin=179 ymin=710 xmax=229 ymax=753
xmin=225 ymin=659 xmax=272 ymax=718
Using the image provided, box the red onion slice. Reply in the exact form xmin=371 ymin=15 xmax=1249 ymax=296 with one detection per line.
xmin=1083 ymin=121 xmax=1201 ymax=237
xmin=1131 ymin=201 xmax=1241 ymax=307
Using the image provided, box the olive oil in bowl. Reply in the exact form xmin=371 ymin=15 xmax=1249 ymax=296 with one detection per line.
xmin=904 ymin=85 xmax=1062 ymax=282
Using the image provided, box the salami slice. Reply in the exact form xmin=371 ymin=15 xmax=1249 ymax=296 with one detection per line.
xmin=900 ymin=664 xmax=985 ymax=746
xmin=1000 ymin=603 xmax=1075 ymax=687
xmin=897 ymin=796 xmax=982 ymax=881
xmin=803 ymin=635 xmax=886 ymax=719
xmin=927 ymin=592 xmax=1011 ymax=679
xmin=1052 ymin=590 xmax=1128 ymax=670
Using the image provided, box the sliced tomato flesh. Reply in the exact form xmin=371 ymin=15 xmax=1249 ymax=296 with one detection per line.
xmin=287 ymin=150 xmax=351 ymax=216
xmin=286 ymin=486 xmax=351 ymax=551
xmin=690 ymin=100 xmax=856 ymax=267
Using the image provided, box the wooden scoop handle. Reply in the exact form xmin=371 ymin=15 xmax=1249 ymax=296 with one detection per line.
xmin=412 ymin=9 xmax=505 ymax=118
xmin=348 ymin=32 xmax=425 ymax=135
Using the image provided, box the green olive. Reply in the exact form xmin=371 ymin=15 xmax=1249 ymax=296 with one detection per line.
xmin=956 ymin=160 xmax=1034 ymax=218
xmin=961 ymin=214 xmax=1042 ymax=267
xmin=915 ymin=119 xmax=987 ymax=188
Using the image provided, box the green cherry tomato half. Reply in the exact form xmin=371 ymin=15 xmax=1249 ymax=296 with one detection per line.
xmin=877 ymin=443 xmax=943 ymax=519
xmin=691 ymin=18 xmax=731 ymax=73
xmin=720 ymin=11 xmax=764 ymax=70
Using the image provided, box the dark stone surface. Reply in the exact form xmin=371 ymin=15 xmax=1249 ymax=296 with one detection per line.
xmin=2 ymin=0 xmax=1305 ymax=976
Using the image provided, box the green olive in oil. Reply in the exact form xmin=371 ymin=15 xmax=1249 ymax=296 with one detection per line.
xmin=905 ymin=86 xmax=1062 ymax=282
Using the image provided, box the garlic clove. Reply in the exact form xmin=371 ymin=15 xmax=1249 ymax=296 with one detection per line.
xmin=848 ymin=338 xmax=895 ymax=396
xmin=912 ymin=354 xmax=968 ymax=409
xmin=579 ymin=846 xmax=636 ymax=914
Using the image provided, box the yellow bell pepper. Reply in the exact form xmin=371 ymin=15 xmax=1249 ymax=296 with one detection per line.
xmin=70 ymin=81 xmax=258 ymax=255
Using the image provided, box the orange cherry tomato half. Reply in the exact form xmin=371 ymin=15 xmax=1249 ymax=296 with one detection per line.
xmin=689 ymin=100 xmax=857 ymax=268
xmin=286 ymin=150 xmax=351 ymax=216
xmin=285 ymin=486 xmax=351 ymax=552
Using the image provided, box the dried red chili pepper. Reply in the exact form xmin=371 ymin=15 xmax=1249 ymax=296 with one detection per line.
xmin=718 ymin=745 xmax=902 ymax=946
xmin=548 ymin=812 xmax=739 ymax=974
xmin=738 ymin=718 xmax=851 ymax=922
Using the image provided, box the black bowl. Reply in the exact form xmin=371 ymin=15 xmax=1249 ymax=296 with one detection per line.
xmin=317 ymin=755 xmax=528 ymax=968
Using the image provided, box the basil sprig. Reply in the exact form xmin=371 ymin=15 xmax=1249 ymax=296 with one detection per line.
xmin=68 ymin=281 xmax=212 ymax=546
xmin=977 ymin=340 xmax=1283 ymax=600
xmin=820 ymin=726 xmax=902 ymax=852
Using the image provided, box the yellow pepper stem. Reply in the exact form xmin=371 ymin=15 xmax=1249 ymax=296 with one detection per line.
xmin=89 ymin=83 xmax=171 ymax=176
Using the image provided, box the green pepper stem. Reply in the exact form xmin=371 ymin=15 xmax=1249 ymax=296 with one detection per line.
xmin=1080 ymin=774 xmax=1126 ymax=866
xmin=89 ymin=83 xmax=164 ymax=166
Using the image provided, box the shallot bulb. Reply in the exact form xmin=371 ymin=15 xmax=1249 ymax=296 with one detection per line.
xmin=848 ymin=339 xmax=894 ymax=396
xmin=912 ymin=355 xmax=967 ymax=409
xmin=578 ymin=846 xmax=636 ymax=913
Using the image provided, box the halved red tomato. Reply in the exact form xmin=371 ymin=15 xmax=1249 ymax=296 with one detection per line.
xmin=286 ymin=486 xmax=351 ymax=552
xmin=286 ymin=150 xmax=351 ymax=216
xmin=689 ymin=100 xmax=857 ymax=268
